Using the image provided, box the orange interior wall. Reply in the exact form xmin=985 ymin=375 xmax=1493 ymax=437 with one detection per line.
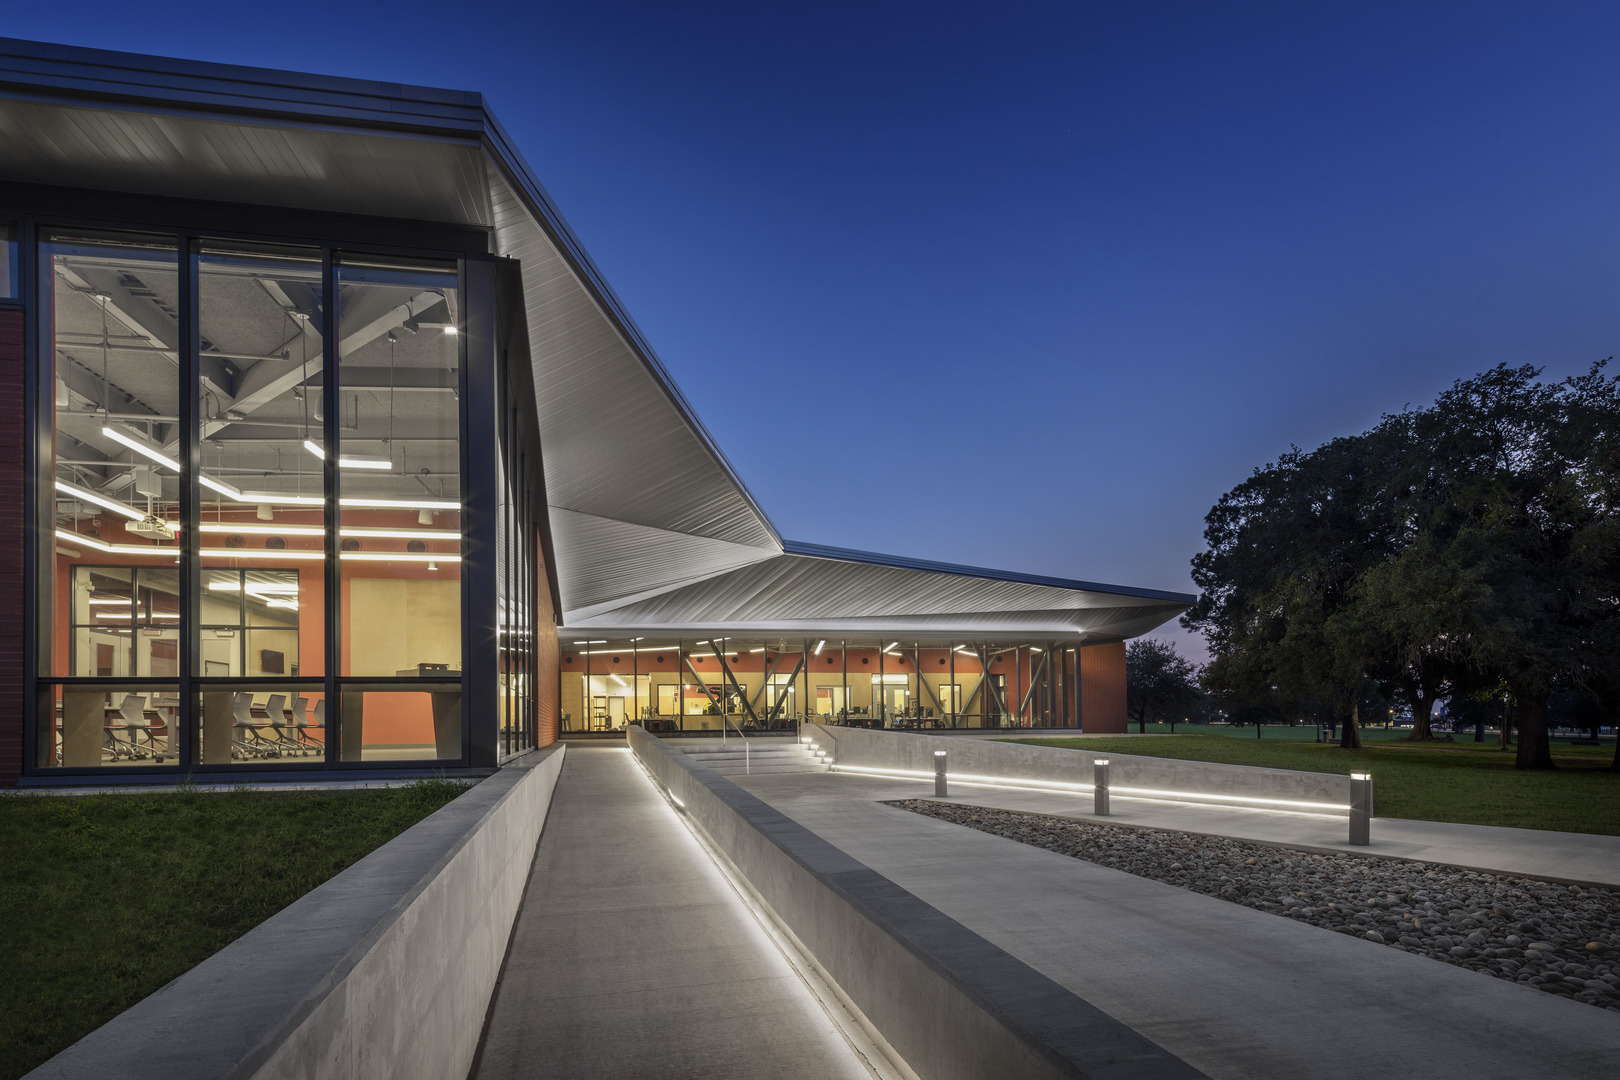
xmin=1080 ymin=641 xmax=1127 ymax=733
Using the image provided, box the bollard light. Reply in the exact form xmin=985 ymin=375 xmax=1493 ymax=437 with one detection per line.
xmin=1093 ymin=758 xmax=1110 ymax=817
xmin=1349 ymin=772 xmax=1372 ymax=846
xmin=934 ymin=750 xmax=948 ymax=797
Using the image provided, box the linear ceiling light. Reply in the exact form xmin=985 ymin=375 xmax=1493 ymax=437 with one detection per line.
xmin=54 ymin=480 xmax=145 ymax=521
xmin=102 ymin=426 xmax=179 ymax=470
xmin=814 ymin=640 xmax=826 ymax=654
xmin=302 ymin=440 xmax=391 ymax=470
xmin=54 ymin=529 xmax=174 ymax=556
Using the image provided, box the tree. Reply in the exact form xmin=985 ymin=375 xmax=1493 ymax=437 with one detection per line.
xmin=1187 ymin=362 xmax=1619 ymax=770
xmin=1125 ymin=639 xmax=1202 ymax=732
xmin=1185 ymin=428 xmax=1408 ymax=749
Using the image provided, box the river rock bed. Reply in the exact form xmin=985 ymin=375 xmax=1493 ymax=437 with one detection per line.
xmin=886 ymin=799 xmax=1620 ymax=1011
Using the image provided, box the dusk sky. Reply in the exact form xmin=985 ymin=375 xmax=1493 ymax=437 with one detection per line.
xmin=12 ymin=2 xmax=1620 ymax=658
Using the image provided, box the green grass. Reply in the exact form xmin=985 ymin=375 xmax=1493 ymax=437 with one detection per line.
xmin=0 ymin=780 xmax=470 ymax=1080
xmin=1013 ymin=734 xmax=1620 ymax=836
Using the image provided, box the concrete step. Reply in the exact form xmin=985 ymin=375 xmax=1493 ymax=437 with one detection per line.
xmin=671 ymin=741 xmax=828 ymax=776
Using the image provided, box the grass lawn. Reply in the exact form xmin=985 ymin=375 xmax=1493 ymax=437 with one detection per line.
xmin=0 ymin=780 xmax=469 ymax=1080
xmin=1013 ymin=734 xmax=1620 ymax=836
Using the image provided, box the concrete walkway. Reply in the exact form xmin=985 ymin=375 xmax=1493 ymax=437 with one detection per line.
xmin=735 ymin=771 xmax=1620 ymax=1080
xmin=869 ymin=776 xmax=1620 ymax=887
xmin=472 ymin=745 xmax=874 ymax=1080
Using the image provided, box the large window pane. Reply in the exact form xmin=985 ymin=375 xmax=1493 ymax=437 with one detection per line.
xmin=196 ymin=245 xmax=326 ymax=674
xmin=335 ymin=258 xmax=461 ymax=680
xmin=195 ymin=685 xmax=326 ymax=764
xmin=42 ymin=232 xmax=181 ymax=679
xmin=338 ymin=686 xmax=461 ymax=761
xmin=38 ymin=682 xmax=180 ymax=768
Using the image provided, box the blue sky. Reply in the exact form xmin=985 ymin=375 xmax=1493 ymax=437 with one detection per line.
xmin=11 ymin=2 xmax=1620 ymax=658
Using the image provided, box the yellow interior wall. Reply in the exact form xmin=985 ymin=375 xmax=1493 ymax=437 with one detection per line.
xmin=349 ymin=578 xmax=462 ymax=675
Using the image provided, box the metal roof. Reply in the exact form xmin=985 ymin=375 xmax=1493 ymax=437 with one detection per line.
xmin=0 ymin=38 xmax=1193 ymax=642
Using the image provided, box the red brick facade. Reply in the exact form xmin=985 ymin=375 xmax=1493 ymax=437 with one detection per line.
xmin=0 ymin=308 xmax=24 ymax=785
xmin=1080 ymin=641 xmax=1128 ymax=734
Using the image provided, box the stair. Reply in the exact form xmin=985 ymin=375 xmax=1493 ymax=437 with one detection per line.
xmin=670 ymin=739 xmax=829 ymax=776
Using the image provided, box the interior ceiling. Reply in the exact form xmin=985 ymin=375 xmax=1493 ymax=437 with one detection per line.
xmin=2 ymin=39 xmax=1192 ymax=639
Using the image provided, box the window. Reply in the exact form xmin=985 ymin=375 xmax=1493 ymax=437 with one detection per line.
xmin=42 ymin=232 xmax=181 ymax=681
xmin=0 ymin=224 xmax=16 ymax=298
xmin=195 ymin=244 xmax=326 ymax=675
xmin=335 ymin=257 xmax=462 ymax=681
xmin=32 ymin=226 xmax=478 ymax=771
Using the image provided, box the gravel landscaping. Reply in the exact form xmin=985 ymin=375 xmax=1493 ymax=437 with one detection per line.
xmin=887 ymin=799 xmax=1620 ymax=1011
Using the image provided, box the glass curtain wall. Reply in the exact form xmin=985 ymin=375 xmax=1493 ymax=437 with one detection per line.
xmin=35 ymin=232 xmax=473 ymax=770
xmin=39 ymin=232 xmax=180 ymax=766
xmin=496 ymin=373 xmax=539 ymax=759
xmin=335 ymin=257 xmax=463 ymax=762
xmin=194 ymin=244 xmax=327 ymax=763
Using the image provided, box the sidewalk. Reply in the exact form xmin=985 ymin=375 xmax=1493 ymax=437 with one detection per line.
xmin=472 ymin=746 xmax=874 ymax=1080
xmin=734 ymin=770 xmax=1620 ymax=1080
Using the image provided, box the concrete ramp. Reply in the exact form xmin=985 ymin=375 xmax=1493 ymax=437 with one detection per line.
xmin=471 ymin=745 xmax=875 ymax=1080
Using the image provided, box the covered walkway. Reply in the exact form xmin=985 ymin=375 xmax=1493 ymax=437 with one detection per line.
xmin=472 ymin=744 xmax=875 ymax=1080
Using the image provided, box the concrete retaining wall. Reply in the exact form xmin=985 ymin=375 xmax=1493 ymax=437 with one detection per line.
xmin=629 ymin=727 xmax=1204 ymax=1080
xmin=27 ymin=745 xmax=566 ymax=1080
xmin=806 ymin=724 xmax=1351 ymax=812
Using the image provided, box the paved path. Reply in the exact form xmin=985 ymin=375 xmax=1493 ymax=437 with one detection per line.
xmin=868 ymin=775 xmax=1620 ymax=887
xmin=735 ymin=771 xmax=1620 ymax=1080
xmin=473 ymin=746 xmax=873 ymax=1080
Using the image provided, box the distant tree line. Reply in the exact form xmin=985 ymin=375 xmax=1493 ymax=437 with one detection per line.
xmin=1180 ymin=363 xmax=1620 ymax=771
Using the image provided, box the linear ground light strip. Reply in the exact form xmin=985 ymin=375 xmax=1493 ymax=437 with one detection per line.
xmin=825 ymin=762 xmax=1350 ymax=813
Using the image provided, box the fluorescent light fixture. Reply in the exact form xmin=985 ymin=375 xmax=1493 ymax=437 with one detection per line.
xmin=572 ymin=640 xmax=607 ymax=645
xmin=54 ymin=480 xmax=144 ymax=521
xmin=814 ymin=640 xmax=825 ymax=654
xmin=749 ymin=647 xmax=765 ymax=653
xmin=266 ymin=599 xmax=298 ymax=610
xmin=198 ymin=523 xmax=322 ymax=537
xmin=54 ymin=529 xmax=176 ymax=557
xmin=102 ymin=426 xmax=179 ymax=470
xmin=1095 ymin=759 xmax=1110 ymax=766
xmin=340 ymin=552 xmax=462 ymax=563
xmin=239 ymin=583 xmax=298 ymax=594
xmin=1029 ymin=646 xmax=1043 ymax=653
xmin=340 ymin=497 xmax=459 ymax=510
xmin=200 ymin=476 xmax=244 ymax=498
xmin=1351 ymin=773 xmax=1371 ymax=781
xmin=934 ymin=750 xmax=947 ymax=758
xmin=611 ymin=674 xmax=627 ymax=688
xmin=954 ymin=646 xmax=974 ymax=655
xmin=87 ymin=598 xmax=133 ymax=605
xmin=443 ymin=326 xmax=458 ymax=336
xmin=200 ymin=548 xmax=323 ymax=560
xmin=304 ymin=439 xmax=390 ymax=469
xmin=884 ymin=642 xmax=900 ymax=653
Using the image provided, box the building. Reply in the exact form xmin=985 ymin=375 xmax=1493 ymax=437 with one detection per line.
xmin=0 ymin=38 xmax=1192 ymax=785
